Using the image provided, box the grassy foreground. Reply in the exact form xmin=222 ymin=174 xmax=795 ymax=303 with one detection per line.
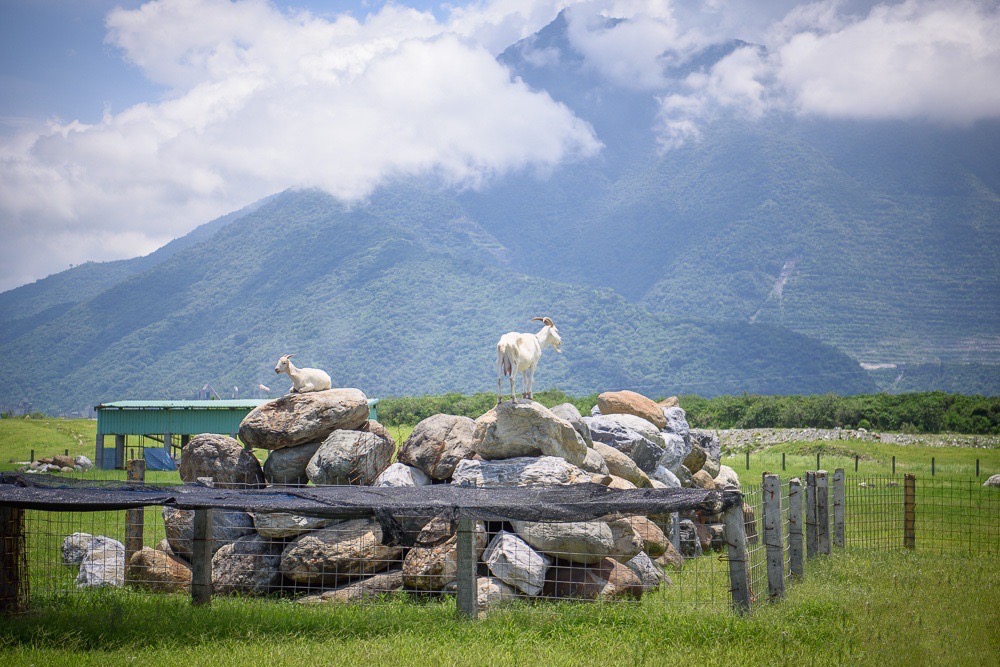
xmin=1 ymin=550 xmax=997 ymax=666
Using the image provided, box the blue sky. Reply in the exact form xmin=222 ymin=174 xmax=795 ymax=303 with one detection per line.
xmin=1 ymin=0 xmax=998 ymax=292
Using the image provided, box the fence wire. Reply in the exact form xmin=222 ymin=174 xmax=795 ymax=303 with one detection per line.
xmin=6 ymin=472 xmax=998 ymax=615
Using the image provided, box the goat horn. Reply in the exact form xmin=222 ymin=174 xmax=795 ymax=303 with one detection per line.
xmin=530 ymin=317 xmax=545 ymax=323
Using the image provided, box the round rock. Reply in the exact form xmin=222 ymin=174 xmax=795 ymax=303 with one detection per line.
xmin=597 ymin=390 xmax=667 ymax=430
xmin=179 ymin=433 xmax=265 ymax=488
xmin=306 ymin=429 xmax=394 ymax=486
xmin=473 ymin=400 xmax=587 ymax=467
xmin=263 ymin=441 xmax=322 ymax=486
xmin=397 ymin=414 xmax=476 ymax=480
xmin=238 ymin=389 xmax=369 ymax=450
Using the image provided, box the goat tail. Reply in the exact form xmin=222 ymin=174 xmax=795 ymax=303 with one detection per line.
xmin=497 ymin=343 xmax=514 ymax=377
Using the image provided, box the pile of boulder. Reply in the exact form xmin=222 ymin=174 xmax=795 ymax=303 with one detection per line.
xmin=64 ymin=387 xmax=745 ymax=607
xmin=23 ymin=454 xmax=93 ymax=474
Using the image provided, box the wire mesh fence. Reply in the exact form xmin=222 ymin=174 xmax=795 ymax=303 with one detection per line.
xmin=4 ymin=469 xmax=998 ymax=617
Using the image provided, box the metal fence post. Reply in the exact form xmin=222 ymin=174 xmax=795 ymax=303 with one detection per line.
xmin=788 ymin=477 xmax=804 ymax=578
xmin=723 ymin=498 xmax=752 ymax=614
xmin=0 ymin=506 xmax=26 ymax=615
xmin=191 ymin=508 xmax=213 ymax=606
xmin=904 ymin=474 xmax=916 ymax=550
xmin=455 ymin=517 xmax=478 ymax=619
xmin=816 ymin=471 xmax=830 ymax=555
xmin=124 ymin=460 xmax=146 ymax=585
xmin=833 ymin=468 xmax=845 ymax=549
xmin=805 ymin=471 xmax=818 ymax=558
xmin=762 ymin=473 xmax=785 ymax=600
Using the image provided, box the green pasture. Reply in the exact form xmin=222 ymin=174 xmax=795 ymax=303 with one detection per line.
xmin=1 ymin=550 xmax=997 ymax=666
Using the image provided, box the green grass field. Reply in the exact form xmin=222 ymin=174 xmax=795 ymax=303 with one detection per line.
xmin=2 ymin=418 xmax=998 ymax=665
xmin=1 ymin=550 xmax=997 ymax=666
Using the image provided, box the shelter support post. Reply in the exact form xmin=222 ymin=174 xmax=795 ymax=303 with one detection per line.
xmin=455 ymin=517 xmax=478 ymax=619
xmin=114 ymin=435 xmax=126 ymax=470
xmin=124 ymin=460 xmax=146 ymax=585
xmin=0 ymin=505 xmax=26 ymax=615
xmin=191 ymin=509 xmax=213 ymax=606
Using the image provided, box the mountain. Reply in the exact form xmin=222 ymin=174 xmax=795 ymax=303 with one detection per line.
xmin=2 ymin=11 xmax=998 ymax=413
xmin=0 ymin=189 xmax=872 ymax=414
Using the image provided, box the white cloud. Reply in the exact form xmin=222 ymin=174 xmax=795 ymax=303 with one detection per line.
xmin=774 ymin=0 xmax=1000 ymax=122
xmin=652 ymin=0 xmax=1000 ymax=148
xmin=0 ymin=0 xmax=600 ymax=291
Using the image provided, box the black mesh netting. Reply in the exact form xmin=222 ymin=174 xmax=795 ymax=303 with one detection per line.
xmin=0 ymin=472 xmax=739 ymax=523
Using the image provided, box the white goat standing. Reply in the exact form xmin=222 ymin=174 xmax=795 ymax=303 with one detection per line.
xmin=274 ymin=354 xmax=332 ymax=394
xmin=496 ymin=317 xmax=562 ymax=404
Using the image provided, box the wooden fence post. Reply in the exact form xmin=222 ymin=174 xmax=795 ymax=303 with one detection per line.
xmin=124 ymin=460 xmax=146 ymax=584
xmin=805 ymin=472 xmax=818 ymax=558
xmin=816 ymin=471 xmax=830 ymax=555
xmin=904 ymin=474 xmax=916 ymax=550
xmin=762 ymin=473 xmax=785 ymax=600
xmin=191 ymin=509 xmax=213 ymax=606
xmin=833 ymin=468 xmax=845 ymax=549
xmin=788 ymin=478 xmax=804 ymax=578
xmin=722 ymin=498 xmax=752 ymax=614
xmin=455 ymin=517 xmax=478 ymax=619
xmin=0 ymin=506 xmax=26 ymax=615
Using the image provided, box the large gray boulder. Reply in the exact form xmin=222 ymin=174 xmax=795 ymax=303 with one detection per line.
xmin=280 ymin=518 xmax=402 ymax=586
xmin=586 ymin=414 xmax=667 ymax=473
xmin=591 ymin=442 xmax=651 ymax=487
xmin=76 ymin=539 xmax=126 ymax=588
xmin=651 ymin=466 xmax=681 ymax=488
xmin=477 ymin=576 xmax=519 ymax=607
xmin=473 ymin=400 xmax=588 ymax=467
xmin=510 ymin=520 xmax=617 ymax=564
xmin=162 ymin=507 xmax=255 ymax=560
xmin=212 ymin=533 xmax=285 ymax=595
xmin=397 ymin=414 xmax=477 ymax=480
xmin=984 ymin=474 xmax=1000 ymax=488
xmin=306 ymin=429 xmax=394 ymax=486
xmin=661 ymin=406 xmax=691 ymax=445
xmin=238 ymin=389 xmax=369 ymax=450
xmin=483 ymin=531 xmax=551 ymax=596
xmin=451 ymin=456 xmax=591 ymax=488
xmin=677 ymin=518 xmax=703 ymax=558
xmin=550 ymin=403 xmax=593 ymax=447
xmin=715 ymin=464 xmax=741 ymax=490
xmin=252 ymin=512 xmax=333 ymax=539
xmin=179 ymin=433 xmax=265 ymax=488
xmin=62 ymin=533 xmax=121 ymax=566
xmin=657 ymin=433 xmax=692 ymax=477
xmin=374 ymin=462 xmax=432 ymax=487
xmin=625 ymin=551 xmax=667 ymax=592
xmin=263 ymin=441 xmax=323 ymax=486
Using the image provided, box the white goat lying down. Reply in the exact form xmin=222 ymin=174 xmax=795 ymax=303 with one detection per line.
xmin=496 ymin=316 xmax=562 ymax=404
xmin=274 ymin=354 xmax=332 ymax=394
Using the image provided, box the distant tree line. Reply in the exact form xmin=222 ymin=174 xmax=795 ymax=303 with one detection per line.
xmin=378 ymin=391 xmax=1000 ymax=434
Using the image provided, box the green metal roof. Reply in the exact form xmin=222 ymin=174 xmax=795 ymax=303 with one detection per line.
xmin=95 ymin=398 xmax=379 ymax=436
xmin=96 ymin=400 xmax=268 ymax=410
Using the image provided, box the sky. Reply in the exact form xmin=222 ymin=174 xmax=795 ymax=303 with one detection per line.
xmin=1 ymin=0 xmax=999 ymax=292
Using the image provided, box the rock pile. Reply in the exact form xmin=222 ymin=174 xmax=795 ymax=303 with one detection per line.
xmin=70 ymin=387 xmax=740 ymax=607
xmin=22 ymin=454 xmax=93 ymax=475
